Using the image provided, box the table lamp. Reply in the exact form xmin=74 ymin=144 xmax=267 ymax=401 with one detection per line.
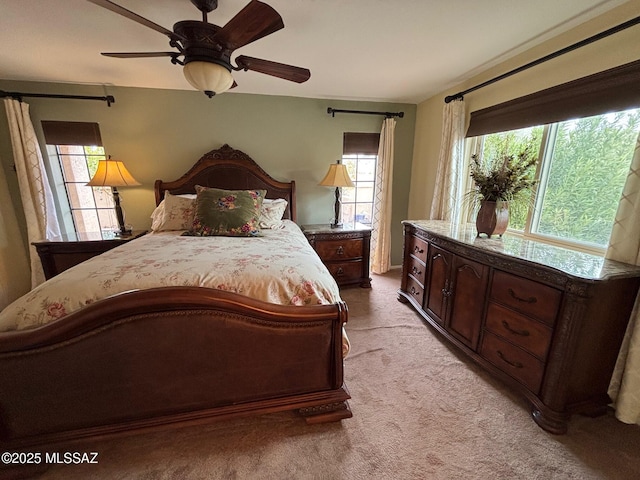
xmin=319 ymin=160 xmax=354 ymax=228
xmin=87 ymin=156 xmax=141 ymax=236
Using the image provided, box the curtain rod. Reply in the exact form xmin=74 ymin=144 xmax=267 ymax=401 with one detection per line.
xmin=327 ymin=107 xmax=404 ymax=118
xmin=444 ymin=15 xmax=640 ymax=103
xmin=0 ymin=90 xmax=115 ymax=107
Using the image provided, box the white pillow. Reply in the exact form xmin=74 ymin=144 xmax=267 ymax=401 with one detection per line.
xmin=259 ymin=198 xmax=288 ymax=229
xmin=150 ymin=192 xmax=197 ymax=231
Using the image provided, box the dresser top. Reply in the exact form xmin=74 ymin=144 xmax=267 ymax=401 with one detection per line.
xmin=403 ymin=220 xmax=640 ymax=281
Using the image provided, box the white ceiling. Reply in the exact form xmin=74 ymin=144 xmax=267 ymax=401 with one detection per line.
xmin=0 ymin=0 xmax=631 ymax=104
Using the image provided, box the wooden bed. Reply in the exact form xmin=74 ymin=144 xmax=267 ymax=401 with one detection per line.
xmin=0 ymin=144 xmax=351 ymax=450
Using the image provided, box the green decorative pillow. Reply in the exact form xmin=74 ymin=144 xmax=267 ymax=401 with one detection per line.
xmin=186 ymin=186 xmax=266 ymax=237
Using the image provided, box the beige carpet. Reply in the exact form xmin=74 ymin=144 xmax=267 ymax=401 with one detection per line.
xmin=15 ymin=269 xmax=640 ymax=479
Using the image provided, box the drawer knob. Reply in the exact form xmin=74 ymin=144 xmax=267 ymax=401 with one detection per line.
xmin=411 ymin=266 xmax=422 ymax=276
xmin=497 ymin=350 xmax=524 ymax=369
xmin=502 ymin=320 xmax=530 ymax=337
xmin=414 ymin=245 xmax=424 ymax=254
xmin=508 ymin=288 xmax=537 ymax=304
xmin=336 ymin=246 xmax=344 ymax=256
xmin=336 ymin=267 xmax=344 ymax=276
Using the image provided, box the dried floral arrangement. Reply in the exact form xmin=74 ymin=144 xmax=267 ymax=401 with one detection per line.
xmin=469 ymin=150 xmax=538 ymax=203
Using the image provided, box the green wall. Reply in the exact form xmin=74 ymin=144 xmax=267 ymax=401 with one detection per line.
xmin=0 ymin=80 xmax=416 ymax=265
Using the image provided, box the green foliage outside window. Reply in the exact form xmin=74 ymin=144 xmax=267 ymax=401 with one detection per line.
xmin=537 ymin=111 xmax=640 ymax=246
xmin=480 ymin=126 xmax=542 ymax=230
xmin=479 ymin=107 xmax=640 ymax=248
xmin=85 ymin=145 xmax=105 ymax=177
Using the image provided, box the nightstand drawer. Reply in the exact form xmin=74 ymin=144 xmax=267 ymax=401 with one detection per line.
xmin=325 ymin=261 xmax=364 ymax=283
xmin=481 ymin=331 xmax=545 ymax=394
xmin=315 ymin=238 xmax=363 ymax=261
xmin=490 ymin=270 xmax=562 ymax=326
xmin=485 ymin=302 xmax=552 ymax=360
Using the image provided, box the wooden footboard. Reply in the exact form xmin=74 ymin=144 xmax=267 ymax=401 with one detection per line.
xmin=0 ymin=287 xmax=350 ymax=448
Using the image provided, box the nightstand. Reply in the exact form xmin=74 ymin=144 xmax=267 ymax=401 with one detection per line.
xmin=302 ymin=223 xmax=372 ymax=288
xmin=33 ymin=230 xmax=147 ymax=280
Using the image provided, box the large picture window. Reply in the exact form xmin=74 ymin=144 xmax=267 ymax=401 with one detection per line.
xmin=472 ymin=107 xmax=640 ymax=252
xmin=465 ymin=59 xmax=640 ymax=254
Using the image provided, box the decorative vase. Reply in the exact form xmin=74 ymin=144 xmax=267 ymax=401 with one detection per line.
xmin=476 ymin=200 xmax=509 ymax=238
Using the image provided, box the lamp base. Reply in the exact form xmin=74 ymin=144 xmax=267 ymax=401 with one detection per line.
xmin=112 ymin=187 xmax=132 ymax=238
xmin=331 ymin=187 xmax=344 ymax=230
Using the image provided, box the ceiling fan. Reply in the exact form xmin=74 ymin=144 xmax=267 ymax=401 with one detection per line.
xmin=87 ymin=0 xmax=311 ymax=97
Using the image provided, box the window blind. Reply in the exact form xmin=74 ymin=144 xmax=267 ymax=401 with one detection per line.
xmin=41 ymin=121 xmax=102 ymax=146
xmin=466 ymin=59 xmax=640 ymax=137
xmin=343 ymin=132 xmax=380 ymax=155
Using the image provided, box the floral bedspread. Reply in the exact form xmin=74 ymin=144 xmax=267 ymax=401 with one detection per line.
xmin=0 ymin=221 xmax=344 ymax=334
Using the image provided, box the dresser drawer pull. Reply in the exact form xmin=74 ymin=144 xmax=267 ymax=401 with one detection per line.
xmin=410 ymin=286 xmax=420 ymax=296
xmin=335 ymin=267 xmax=344 ymax=276
xmin=508 ymin=288 xmax=537 ymax=304
xmin=336 ymin=246 xmax=344 ymax=256
xmin=413 ymin=245 xmax=424 ymax=255
xmin=497 ymin=350 xmax=524 ymax=369
xmin=502 ymin=320 xmax=530 ymax=337
xmin=411 ymin=266 xmax=422 ymax=276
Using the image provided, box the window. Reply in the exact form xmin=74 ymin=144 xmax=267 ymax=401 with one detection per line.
xmin=341 ymin=132 xmax=380 ymax=226
xmin=42 ymin=121 xmax=118 ymax=235
xmin=471 ymin=107 xmax=640 ymax=253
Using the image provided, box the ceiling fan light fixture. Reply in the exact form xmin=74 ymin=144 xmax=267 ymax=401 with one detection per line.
xmin=183 ymin=61 xmax=234 ymax=97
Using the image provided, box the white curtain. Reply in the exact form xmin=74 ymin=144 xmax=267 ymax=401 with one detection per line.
xmin=4 ymin=98 xmax=61 ymax=288
xmin=370 ymin=117 xmax=396 ymax=274
xmin=430 ymin=99 xmax=466 ymax=223
xmin=607 ymin=130 xmax=640 ymax=425
xmin=0 ymin=157 xmax=30 ymax=310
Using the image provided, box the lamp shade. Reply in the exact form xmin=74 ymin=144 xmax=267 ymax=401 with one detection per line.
xmin=87 ymin=159 xmax=140 ymax=187
xmin=183 ymin=61 xmax=234 ymax=97
xmin=319 ymin=162 xmax=354 ymax=188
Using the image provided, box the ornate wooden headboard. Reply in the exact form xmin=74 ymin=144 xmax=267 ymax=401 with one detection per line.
xmin=154 ymin=144 xmax=296 ymax=222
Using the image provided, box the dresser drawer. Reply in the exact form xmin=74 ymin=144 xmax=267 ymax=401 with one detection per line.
xmin=408 ymin=235 xmax=428 ymax=264
xmin=485 ymin=302 xmax=552 ymax=360
xmin=404 ymin=275 xmax=425 ymax=307
xmin=407 ymin=255 xmax=426 ymax=285
xmin=315 ymin=238 xmax=363 ymax=261
xmin=490 ymin=270 xmax=562 ymax=326
xmin=481 ymin=331 xmax=545 ymax=394
xmin=325 ymin=261 xmax=363 ymax=283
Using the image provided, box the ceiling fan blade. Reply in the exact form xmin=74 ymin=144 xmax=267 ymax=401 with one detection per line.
xmin=235 ymin=56 xmax=310 ymax=83
xmin=87 ymin=0 xmax=185 ymax=42
xmin=213 ymin=0 xmax=284 ymax=51
xmin=101 ymin=52 xmax=179 ymax=58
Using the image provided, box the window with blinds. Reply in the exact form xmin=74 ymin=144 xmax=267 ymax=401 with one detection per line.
xmin=42 ymin=121 xmax=118 ymax=235
xmin=341 ymin=132 xmax=380 ymax=226
xmin=465 ymin=60 xmax=640 ymax=253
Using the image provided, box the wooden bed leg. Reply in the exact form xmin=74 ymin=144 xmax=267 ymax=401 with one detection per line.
xmin=299 ymin=400 xmax=353 ymax=424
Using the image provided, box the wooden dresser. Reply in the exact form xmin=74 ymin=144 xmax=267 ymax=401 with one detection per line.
xmin=302 ymin=223 xmax=371 ymax=288
xmin=398 ymin=220 xmax=640 ymax=434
